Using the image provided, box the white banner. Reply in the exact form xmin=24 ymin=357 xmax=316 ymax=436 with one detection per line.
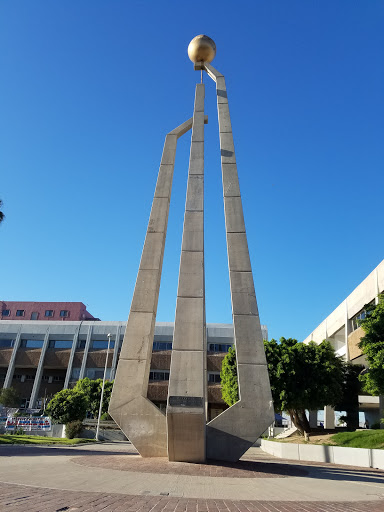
xmin=6 ymin=416 xmax=51 ymax=432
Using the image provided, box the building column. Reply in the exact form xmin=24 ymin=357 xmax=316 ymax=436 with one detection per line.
xmin=345 ymin=299 xmax=350 ymax=361
xmin=324 ymin=405 xmax=335 ymax=429
xmin=79 ymin=324 xmax=93 ymax=380
xmin=380 ymin=396 xmax=384 ymax=430
xmin=308 ymin=410 xmax=317 ymax=429
xmin=375 ymin=268 xmax=380 ymax=305
xmin=63 ymin=324 xmax=81 ymax=389
xmin=29 ymin=327 xmax=50 ymax=409
xmin=3 ymin=327 xmax=22 ymax=389
xmin=110 ymin=324 xmax=121 ymax=381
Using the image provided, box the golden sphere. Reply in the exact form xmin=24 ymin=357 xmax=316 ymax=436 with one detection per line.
xmin=188 ymin=35 xmax=216 ymax=63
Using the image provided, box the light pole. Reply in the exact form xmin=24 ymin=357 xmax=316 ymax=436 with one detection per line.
xmin=95 ymin=332 xmax=112 ymax=441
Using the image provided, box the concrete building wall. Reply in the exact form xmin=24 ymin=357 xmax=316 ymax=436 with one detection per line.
xmin=303 ymin=259 xmax=384 ymax=358
xmin=303 ymin=259 xmax=384 ymax=426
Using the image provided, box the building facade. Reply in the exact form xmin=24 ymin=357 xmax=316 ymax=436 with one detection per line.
xmin=0 ymin=302 xmax=98 ymax=322
xmin=0 ymin=308 xmax=267 ymax=419
xmin=303 ymin=259 xmax=384 ymax=426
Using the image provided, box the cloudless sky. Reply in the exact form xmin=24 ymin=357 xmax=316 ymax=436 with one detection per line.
xmin=1 ymin=1 xmax=383 ymax=342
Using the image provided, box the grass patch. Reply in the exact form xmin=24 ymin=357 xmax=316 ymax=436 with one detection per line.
xmin=0 ymin=434 xmax=97 ymax=445
xmin=329 ymin=431 xmax=384 ymax=449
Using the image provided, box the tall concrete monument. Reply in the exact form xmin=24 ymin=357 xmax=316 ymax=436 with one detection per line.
xmin=109 ymin=35 xmax=274 ymax=462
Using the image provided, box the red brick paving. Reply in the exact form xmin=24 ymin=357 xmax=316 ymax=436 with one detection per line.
xmin=71 ymin=455 xmax=308 ymax=478
xmin=0 ymin=483 xmax=383 ymax=511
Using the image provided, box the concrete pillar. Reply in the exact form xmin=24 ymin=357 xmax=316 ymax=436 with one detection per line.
xmin=345 ymin=299 xmax=350 ymax=361
xmin=79 ymin=324 xmax=93 ymax=380
xmin=3 ymin=326 xmax=22 ymax=389
xmin=167 ymin=83 xmax=206 ymax=463
xmin=203 ymin=63 xmax=274 ymax=462
xmin=324 ymin=405 xmax=335 ymax=429
xmin=110 ymin=324 xmax=121 ymax=380
xmin=63 ymin=325 xmax=81 ymax=389
xmin=109 ymin=116 xmax=200 ymax=457
xmin=29 ymin=327 xmax=50 ymax=409
xmin=308 ymin=410 xmax=317 ymax=429
xmin=375 ymin=268 xmax=380 ymax=305
xmin=380 ymin=396 xmax=384 ymax=429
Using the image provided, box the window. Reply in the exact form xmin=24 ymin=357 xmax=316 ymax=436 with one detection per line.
xmin=1 ymin=309 xmax=10 ymax=317
xmin=86 ymin=368 xmax=112 ymax=380
xmin=53 ymin=375 xmax=64 ymax=381
xmin=20 ymin=339 xmax=44 ymax=348
xmin=77 ymin=340 xmax=86 ymax=349
xmin=45 ymin=310 xmax=54 ymax=317
xmin=91 ymin=340 xmax=115 ymax=350
xmin=16 ymin=310 xmax=25 ymax=317
xmin=49 ymin=340 xmax=73 ymax=349
xmin=26 ymin=375 xmax=35 ymax=381
xmin=60 ymin=310 xmax=69 ymax=317
xmin=149 ymin=370 xmax=170 ymax=381
xmin=208 ymin=372 xmax=221 ymax=383
xmin=153 ymin=341 xmax=173 ymax=351
xmin=0 ymin=339 xmax=14 ymax=348
xmin=208 ymin=343 xmax=232 ymax=353
xmin=30 ymin=312 xmax=39 ymax=320
xmin=71 ymin=368 xmax=81 ymax=380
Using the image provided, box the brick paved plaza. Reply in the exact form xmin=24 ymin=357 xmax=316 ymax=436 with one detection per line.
xmin=0 ymin=442 xmax=384 ymax=511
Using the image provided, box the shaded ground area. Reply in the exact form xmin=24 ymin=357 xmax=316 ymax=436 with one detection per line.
xmin=72 ymin=454 xmax=308 ymax=478
xmin=277 ymin=429 xmax=384 ymax=449
xmin=1 ymin=482 xmax=384 ymax=512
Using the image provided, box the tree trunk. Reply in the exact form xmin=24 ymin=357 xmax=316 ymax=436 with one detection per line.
xmin=299 ymin=409 xmax=311 ymax=434
xmin=288 ymin=408 xmax=311 ymax=436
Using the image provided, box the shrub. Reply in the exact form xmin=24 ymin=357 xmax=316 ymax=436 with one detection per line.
xmin=46 ymin=389 xmax=88 ymax=424
xmin=65 ymin=420 xmax=83 ymax=439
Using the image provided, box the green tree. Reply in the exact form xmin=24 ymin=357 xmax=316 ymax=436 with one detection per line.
xmin=220 ymin=347 xmax=239 ymax=406
xmin=264 ymin=338 xmax=344 ymax=435
xmin=45 ymin=389 xmax=88 ymax=424
xmin=358 ymin=294 xmax=384 ymax=395
xmin=336 ymin=362 xmax=363 ymax=430
xmin=74 ymin=378 xmax=113 ymax=418
xmin=0 ymin=387 xmax=21 ymax=407
xmin=0 ymin=199 xmax=4 ymax=224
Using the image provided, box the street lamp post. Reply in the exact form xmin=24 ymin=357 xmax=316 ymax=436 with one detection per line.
xmin=95 ymin=332 xmax=111 ymax=441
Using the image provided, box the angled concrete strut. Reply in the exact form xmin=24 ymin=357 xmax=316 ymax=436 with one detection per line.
xmin=109 ymin=116 xmax=207 ymax=457
xmin=203 ymin=62 xmax=274 ymax=461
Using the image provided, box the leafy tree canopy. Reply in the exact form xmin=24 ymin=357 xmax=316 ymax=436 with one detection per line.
xmin=220 ymin=347 xmax=239 ymax=406
xmin=0 ymin=387 xmax=21 ymax=408
xmin=359 ymin=294 xmax=384 ymax=395
xmin=74 ymin=378 xmax=113 ymax=418
xmin=264 ymin=338 xmax=344 ymax=414
xmin=45 ymin=389 xmax=88 ymax=424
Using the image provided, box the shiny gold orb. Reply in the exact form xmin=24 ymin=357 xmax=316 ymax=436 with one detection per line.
xmin=188 ymin=35 xmax=216 ymax=63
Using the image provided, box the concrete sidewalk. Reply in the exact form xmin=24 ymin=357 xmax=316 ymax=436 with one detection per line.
xmin=0 ymin=442 xmax=384 ymax=510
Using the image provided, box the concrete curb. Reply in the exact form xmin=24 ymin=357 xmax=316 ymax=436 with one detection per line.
xmin=261 ymin=439 xmax=384 ymax=470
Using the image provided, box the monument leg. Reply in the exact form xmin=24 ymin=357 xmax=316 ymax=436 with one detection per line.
xmin=202 ymin=62 xmax=274 ymax=462
xmin=109 ymin=117 xmax=203 ymax=457
xmin=167 ymin=84 xmax=207 ymax=463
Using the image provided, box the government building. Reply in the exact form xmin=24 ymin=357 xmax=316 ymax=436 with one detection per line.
xmin=0 ymin=302 xmax=267 ymax=420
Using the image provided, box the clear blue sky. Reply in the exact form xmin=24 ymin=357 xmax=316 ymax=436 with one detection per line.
xmin=1 ymin=1 xmax=383 ymax=341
